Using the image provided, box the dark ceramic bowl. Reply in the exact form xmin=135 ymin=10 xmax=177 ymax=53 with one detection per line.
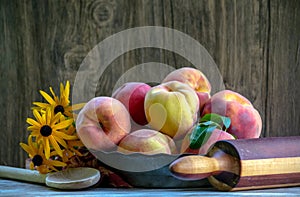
xmin=90 ymin=150 xmax=210 ymax=188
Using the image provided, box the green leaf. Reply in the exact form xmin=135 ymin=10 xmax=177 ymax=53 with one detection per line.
xmin=199 ymin=121 xmax=221 ymax=129
xmin=189 ymin=124 xmax=217 ymax=149
xmin=200 ymin=113 xmax=231 ymax=130
xmin=223 ymin=116 xmax=231 ymax=129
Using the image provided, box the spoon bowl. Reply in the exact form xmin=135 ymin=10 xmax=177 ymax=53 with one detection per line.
xmin=46 ymin=167 xmax=101 ymax=189
xmin=0 ymin=165 xmax=100 ymax=190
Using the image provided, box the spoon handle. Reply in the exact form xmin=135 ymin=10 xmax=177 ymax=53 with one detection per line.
xmin=0 ymin=165 xmax=46 ymax=184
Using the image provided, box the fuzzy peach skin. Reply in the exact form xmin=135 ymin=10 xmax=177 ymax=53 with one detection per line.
xmin=144 ymin=81 xmax=199 ymax=140
xmin=162 ymin=67 xmax=211 ymax=112
xmin=201 ymin=90 xmax=262 ymax=139
xmin=117 ymin=129 xmax=178 ymax=155
xmin=180 ymin=128 xmax=235 ymax=155
xmin=112 ymin=82 xmax=151 ymax=126
xmin=76 ymin=97 xmax=131 ymax=151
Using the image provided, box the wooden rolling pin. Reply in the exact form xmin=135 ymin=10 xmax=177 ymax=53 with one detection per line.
xmin=169 ymin=136 xmax=300 ymax=191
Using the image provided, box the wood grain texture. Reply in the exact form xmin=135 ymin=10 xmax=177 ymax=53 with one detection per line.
xmin=266 ymin=0 xmax=300 ymax=137
xmin=1 ymin=179 xmax=300 ymax=196
xmin=0 ymin=0 xmax=299 ymax=168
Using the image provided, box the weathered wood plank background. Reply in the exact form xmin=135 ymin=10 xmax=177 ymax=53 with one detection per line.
xmin=0 ymin=0 xmax=299 ymax=167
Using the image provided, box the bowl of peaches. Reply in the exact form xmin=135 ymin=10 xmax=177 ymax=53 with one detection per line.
xmin=75 ymin=67 xmax=262 ymax=188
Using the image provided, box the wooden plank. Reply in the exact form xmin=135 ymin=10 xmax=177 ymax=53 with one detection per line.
xmin=266 ymin=0 xmax=300 ymax=137
xmin=1 ymin=179 xmax=300 ymax=195
xmin=0 ymin=0 xmax=299 ymax=169
xmin=0 ymin=0 xmax=36 ymax=167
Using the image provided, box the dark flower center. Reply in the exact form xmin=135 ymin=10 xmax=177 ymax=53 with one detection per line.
xmin=32 ymin=155 xmax=43 ymax=166
xmin=40 ymin=125 xmax=52 ymax=137
xmin=54 ymin=105 xmax=65 ymax=114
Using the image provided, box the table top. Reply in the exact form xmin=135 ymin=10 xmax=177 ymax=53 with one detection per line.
xmin=1 ymin=178 xmax=300 ymax=197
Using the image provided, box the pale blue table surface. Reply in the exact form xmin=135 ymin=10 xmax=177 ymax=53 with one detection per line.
xmin=1 ymin=178 xmax=300 ymax=197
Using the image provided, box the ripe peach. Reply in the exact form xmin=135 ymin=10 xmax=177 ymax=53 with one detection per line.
xmin=117 ymin=129 xmax=178 ymax=154
xmin=162 ymin=67 xmax=211 ymax=112
xmin=180 ymin=128 xmax=235 ymax=155
xmin=76 ymin=97 xmax=131 ymax=151
xmin=201 ymin=90 xmax=262 ymax=139
xmin=112 ymin=82 xmax=151 ymax=126
xmin=144 ymin=81 xmax=199 ymax=140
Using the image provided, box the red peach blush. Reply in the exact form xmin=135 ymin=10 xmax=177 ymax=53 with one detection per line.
xmin=76 ymin=97 xmax=131 ymax=151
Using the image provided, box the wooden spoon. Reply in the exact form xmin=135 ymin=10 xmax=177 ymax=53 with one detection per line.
xmin=0 ymin=165 xmax=100 ymax=190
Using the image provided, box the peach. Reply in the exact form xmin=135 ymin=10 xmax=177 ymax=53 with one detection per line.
xmin=201 ymin=90 xmax=262 ymax=139
xmin=112 ymin=82 xmax=151 ymax=126
xmin=180 ymin=127 xmax=235 ymax=155
xmin=76 ymin=97 xmax=131 ymax=151
xmin=162 ymin=67 xmax=211 ymax=112
xmin=144 ymin=81 xmax=199 ymax=140
xmin=117 ymin=129 xmax=178 ymax=154
xmin=196 ymin=92 xmax=211 ymax=112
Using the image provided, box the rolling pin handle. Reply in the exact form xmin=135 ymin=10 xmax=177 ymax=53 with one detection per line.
xmin=169 ymin=155 xmax=220 ymax=180
xmin=169 ymin=149 xmax=238 ymax=181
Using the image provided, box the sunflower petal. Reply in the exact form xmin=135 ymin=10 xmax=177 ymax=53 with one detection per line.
xmin=64 ymin=81 xmax=70 ymax=99
xmin=60 ymin=83 xmax=64 ymax=96
xmin=49 ymin=159 xmax=67 ymax=167
xmin=44 ymin=138 xmax=51 ymax=159
xmin=61 ymin=82 xmax=70 ymax=106
xmin=69 ymin=147 xmax=83 ymax=157
xmin=50 ymin=87 xmax=59 ymax=104
xmin=61 ymin=97 xmax=70 ymax=107
xmin=28 ymin=135 xmax=33 ymax=146
xmin=26 ymin=118 xmax=41 ymax=127
xmin=49 ymin=86 xmax=56 ymax=98
xmin=20 ymin=143 xmax=35 ymax=156
xmin=27 ymin=135 xmax=38 ymax=152
xmin=50 ymin=150 xmax=59 ymax=157
xmin=32 ymin=102 xmax=49 ymax=109
xmin=33 ymin=110 xmax=45 ymax=125
xmin=63 ymin=111 xmax=73 ymax=118
xmin=30 ymin=129 xmax=40 ymax=136
xmin=37 ymin=135 xmax=43 ymax=144
xmin=38 ymin=142 xmax=44 ymax=155
xmin=55 ymin=131 xmax=78 ymax=140
xmin=51 ymin=112 xmax=62 ymax=126
xmin=27 ymin=125 xmax=39 ymax=131
xmin=64 ymin=106 xmax=72 ymax=111
xmin=49 ymin=136 xmax=63 ymax=157
xmin=65 ymin=125 xmax=76 ymax=135
xmin=68 ymin=140 xmax=84 ymax=147
xmin=40 ymin=90 xmax=56 ymax=105
xmin=53 ymin=134 xmax=68 ymax=148
xmin=46 ymin=108 xmax=53 ymax=125
xmin=53 ymin=119 xmax=73 ymax=130
xmin=71 ymin=103 xmax=86 ymax=111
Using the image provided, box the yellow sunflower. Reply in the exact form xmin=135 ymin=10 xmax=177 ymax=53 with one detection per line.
xmin=20 ymin=135 xmax=67 ymax=174
xmin=52 ymin=125 xmax=84 ymax=163
xmin=26 ymin=107 xmax=77 ymax=159
xmin=33 ymin=81 xmax=85 ymax=118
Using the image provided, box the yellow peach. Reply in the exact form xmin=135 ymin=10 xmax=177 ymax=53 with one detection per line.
xmin=144 ymin=81 xmax=199 ymax=139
